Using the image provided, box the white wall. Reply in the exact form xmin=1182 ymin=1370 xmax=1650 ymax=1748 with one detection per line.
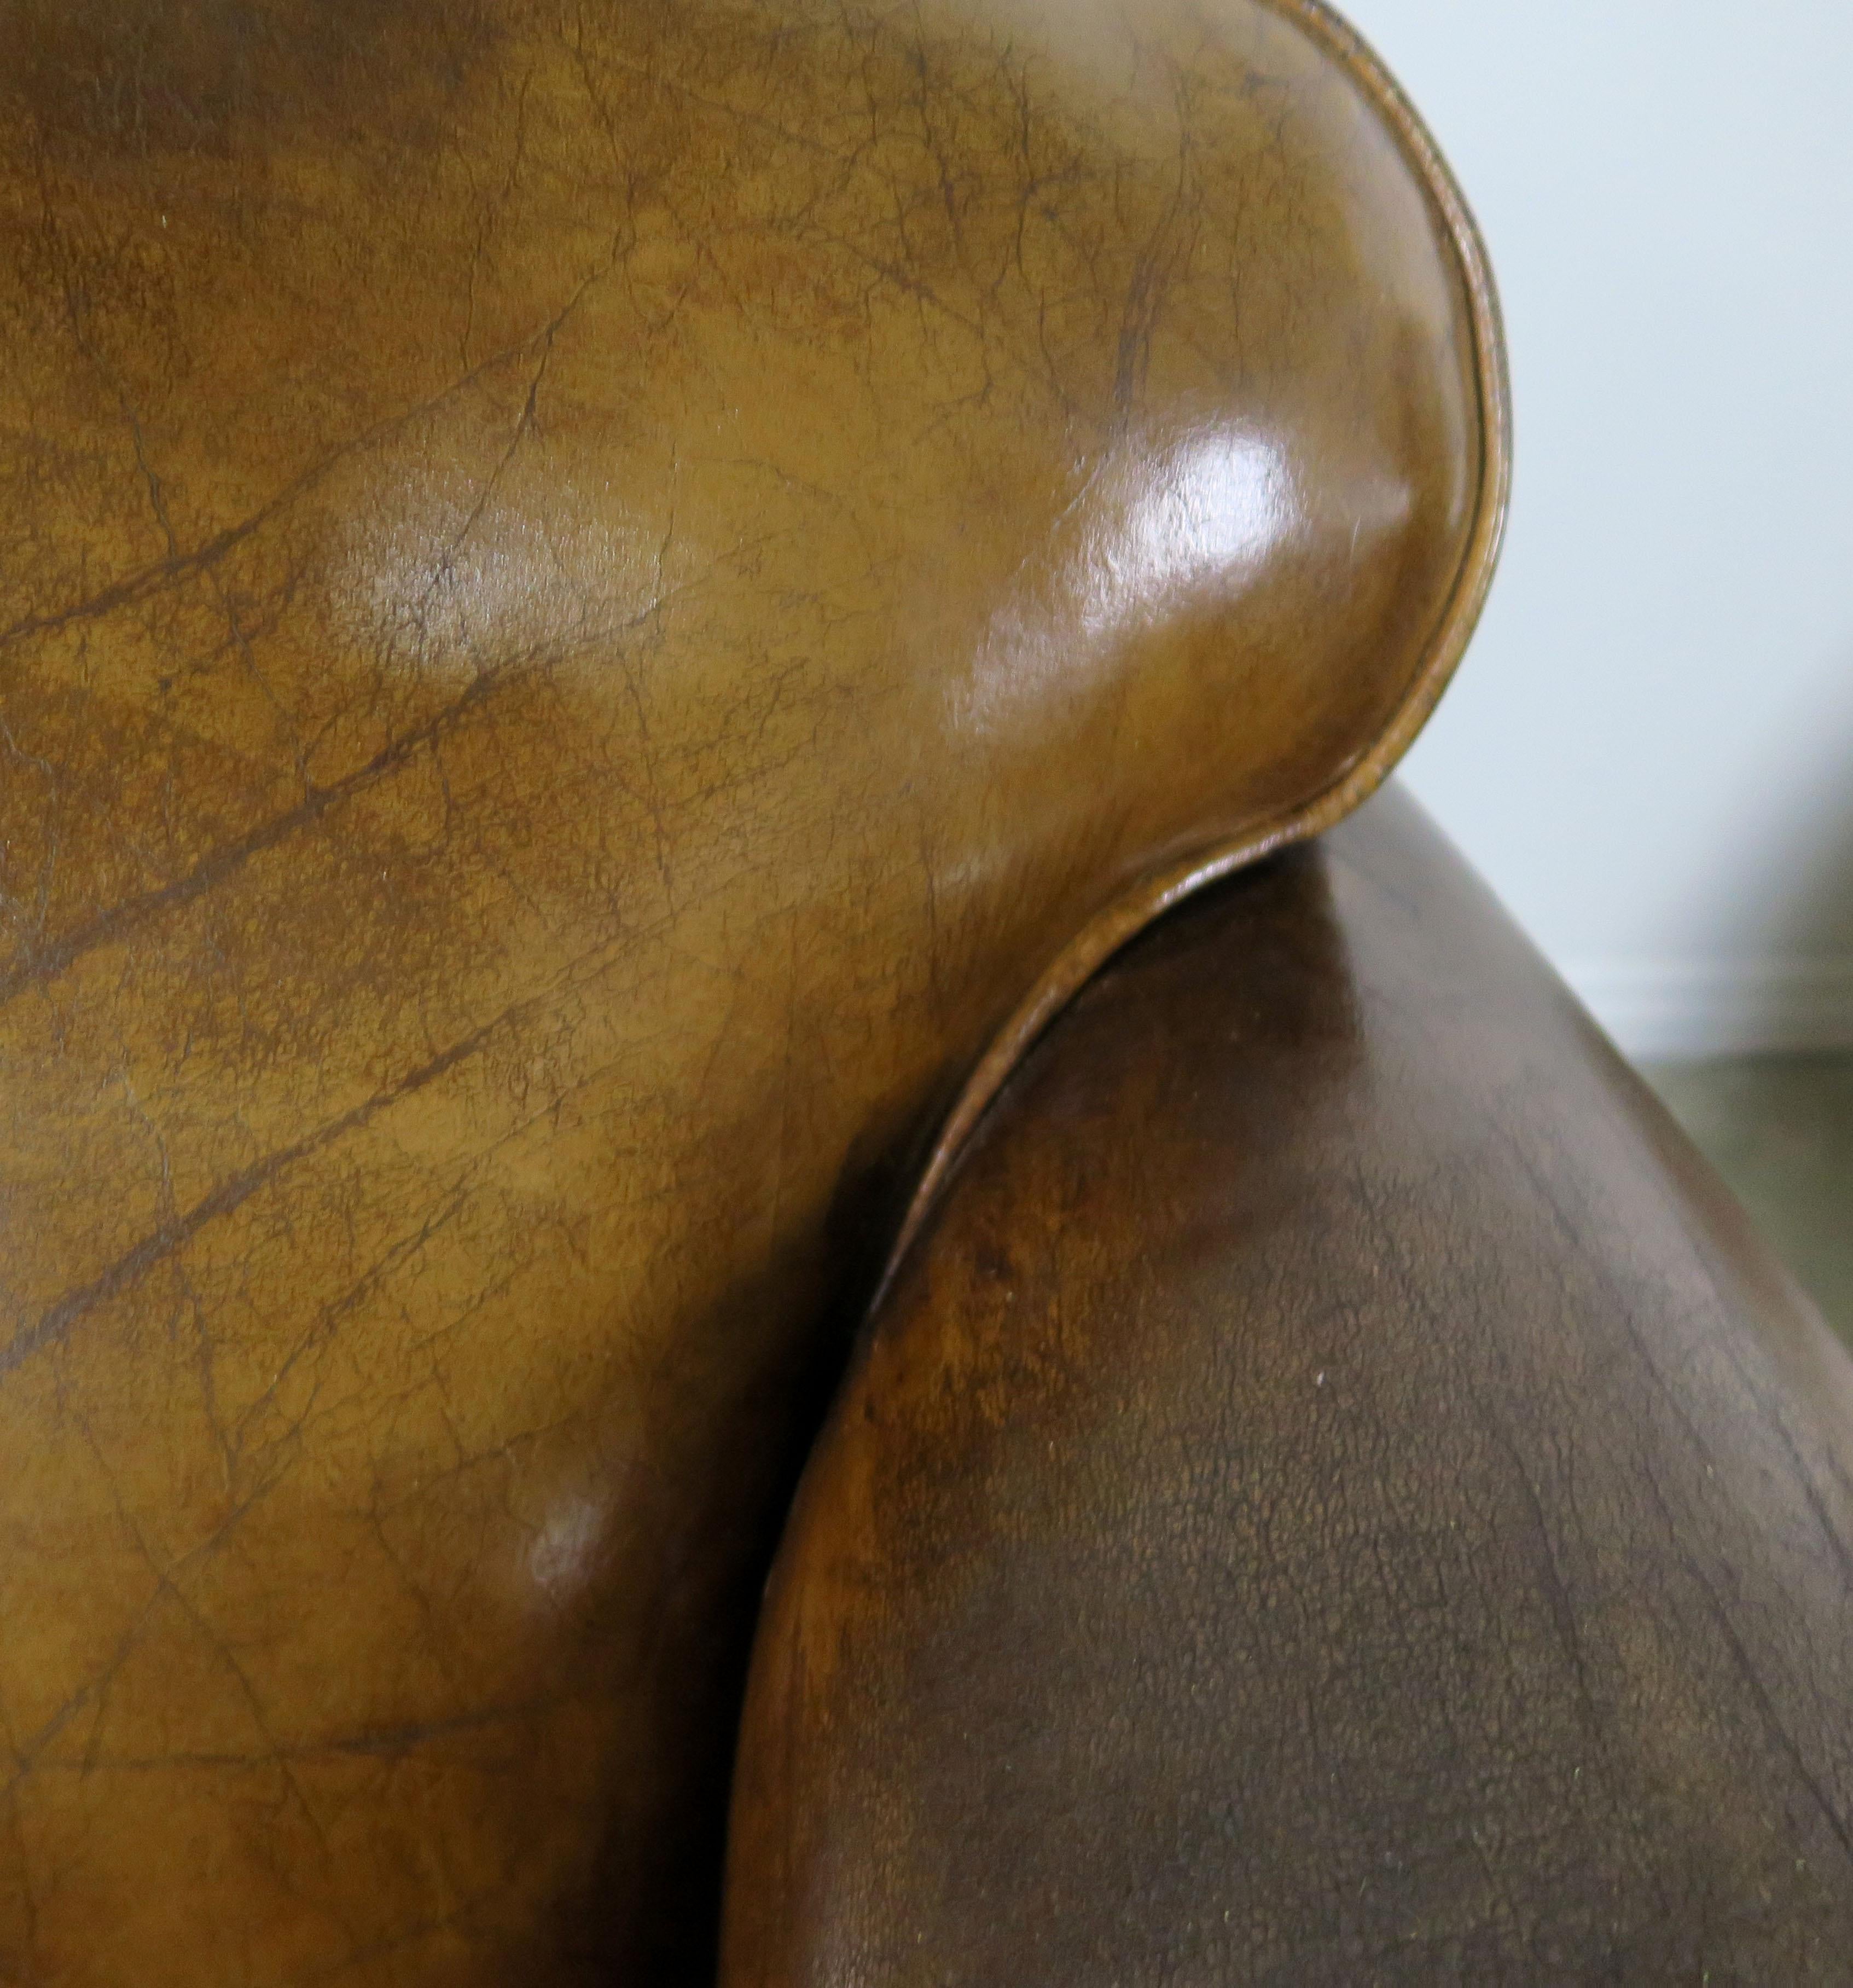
xmin=1339 ymin=0 xmax=1853 ymax=1059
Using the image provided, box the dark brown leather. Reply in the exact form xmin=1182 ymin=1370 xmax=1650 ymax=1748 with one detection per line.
xmin=724 ymin=785 xmax=1853 ymax=1984
xmin=1 ymin=3 xmax=1504 ymax=1979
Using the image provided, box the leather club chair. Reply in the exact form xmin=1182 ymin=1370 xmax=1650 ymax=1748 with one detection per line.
xmin=4 ymin=1 xmax=1851 ymax=1980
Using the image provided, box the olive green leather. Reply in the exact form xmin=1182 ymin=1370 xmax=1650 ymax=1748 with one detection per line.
xmin=1 ymin=1 xmax=1502 ymax=1978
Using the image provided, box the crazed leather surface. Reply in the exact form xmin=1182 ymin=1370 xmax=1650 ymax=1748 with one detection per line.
xmin=1 ymin=3 xmax=1500 ymax=1977
xmin=725 ymin=787 xmax=1853 ymax=1983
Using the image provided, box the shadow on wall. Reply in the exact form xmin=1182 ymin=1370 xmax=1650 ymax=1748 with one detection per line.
xmin=1548 ymin=680 xmax=1853 ymax=1063
xmin=1642 ymin=712 xmax=1853 ymax=1344
xmin=1756 ymin=693 xmax=1853 ymax=1053
xmin=1786 ymin=783 xmax=1853 ymax=1012
xmin=1635 ymin=677 xmax=1853 ymax=1060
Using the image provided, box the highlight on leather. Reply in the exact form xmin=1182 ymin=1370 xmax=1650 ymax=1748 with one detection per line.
xmin=879 ymin=0 xmax=1510 ymax=1300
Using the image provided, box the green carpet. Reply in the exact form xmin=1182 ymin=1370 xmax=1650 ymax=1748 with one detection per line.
xmin=1645 ymin=1052 xmax=1853 ymax=1348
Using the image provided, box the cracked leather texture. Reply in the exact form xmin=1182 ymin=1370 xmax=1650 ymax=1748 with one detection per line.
xmin=0 ymin=1 xmax=1498 ymax=1978
xmin=725 ymin=787 xmax=1853 ymax=1984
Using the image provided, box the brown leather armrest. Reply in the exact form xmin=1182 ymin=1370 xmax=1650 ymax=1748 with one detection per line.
xmin=722 ymin=784 xmax=1853 ymax=1983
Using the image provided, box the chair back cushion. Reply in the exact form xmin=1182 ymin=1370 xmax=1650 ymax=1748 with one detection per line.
xmin=0 ymin=1 xmax=1503 ymax=1977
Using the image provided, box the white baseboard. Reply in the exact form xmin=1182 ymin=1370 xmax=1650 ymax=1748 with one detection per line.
xmin=1564 ymin=958 xmax=1853 ymax=1063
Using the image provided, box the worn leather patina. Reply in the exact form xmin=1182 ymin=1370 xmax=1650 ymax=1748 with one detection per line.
xmin=727 ymin=789 xmax=1853 ymax=1984
xmin=1 ymin=1 xmax=1502 ymax=1978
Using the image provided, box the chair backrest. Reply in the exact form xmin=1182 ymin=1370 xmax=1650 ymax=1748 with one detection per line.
xmin=0 ymin=0 xmax=1505 ymax=1977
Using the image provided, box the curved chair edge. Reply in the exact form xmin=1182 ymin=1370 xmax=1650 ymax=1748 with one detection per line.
xmin=873 ymin=0 xmax=1512 ymax=1306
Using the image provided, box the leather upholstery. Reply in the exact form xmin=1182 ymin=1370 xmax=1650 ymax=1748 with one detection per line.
xmin=727 ymin=787 xmax=1853 ymax=1984
xmin=1 ymin=2 xmax=1502 ymax=1978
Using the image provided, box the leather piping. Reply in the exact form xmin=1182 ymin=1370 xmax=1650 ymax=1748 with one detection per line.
xmin=869 ymin=0 xmax=1513 ymax=1312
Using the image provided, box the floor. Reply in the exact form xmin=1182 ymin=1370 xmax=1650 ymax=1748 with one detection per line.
xmin=1645 ymin=1052 xmax=1853 ymax=1347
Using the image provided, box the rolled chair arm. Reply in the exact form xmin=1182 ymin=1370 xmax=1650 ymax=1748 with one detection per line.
xmin=722 ymin=783 xmax=1853 ymax=1983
